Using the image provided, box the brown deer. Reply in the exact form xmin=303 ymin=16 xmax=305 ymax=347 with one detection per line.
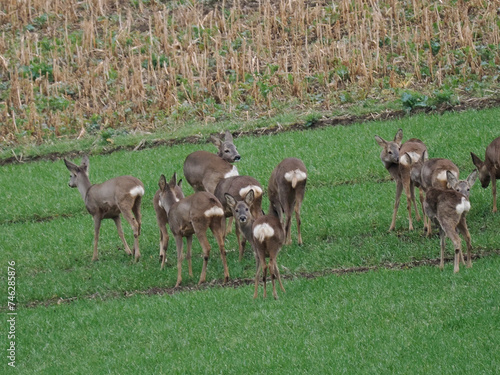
xmin=158 ymin=173 xmax=230 ymax=288
xmin=375 ymin=129 xmax=427 ymax=231
xmin=183 ymin=131 xmax=241 ymax=194
xmin=153 ymin=178 xmax=185 ymax=270
xmin=471 ymin=136 xmax=500 ymax=212
xmin=225 ymin=190 xmax=286 ymax=299
xmin=267 ymin=158 xmax=307 ymax=245
xmin=214 ymin=175 xmax=263 ymax=260
xmin=64 ymin=155 xmax=144 ymax=262
xmin=406 ymin=152 xmax=475 ymax=234
xmin=423 ymin=171 xmax=477 ymax=273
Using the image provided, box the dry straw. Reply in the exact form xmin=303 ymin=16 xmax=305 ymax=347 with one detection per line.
xmin=0 ymin=0 xmax=498 ymax=143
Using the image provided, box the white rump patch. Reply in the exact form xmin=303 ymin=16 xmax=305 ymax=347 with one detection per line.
xmin=224 ymin=166 xmax=239 ymax=179
xmin=284 ymin=169 xmax=307 ymax=188
xmin=204 ymin=206 xmax=224 ymax=217
xmin=130 ymin=186 xmax=145 ymax=197
xmin=456 ymin=197 xmax=471 ymax=215
xmin=253 ymin=223 xmax=275 ymax=242
xmin=400 ymin=152 xmax=421 ymax=166
xmin=239 ymin=185 xmax=263 ymax=198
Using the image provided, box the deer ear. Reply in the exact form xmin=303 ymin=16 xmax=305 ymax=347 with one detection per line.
xmin=169 ymin=172 xmax=177 ymax=187
xmin=210 ymin=135 xmax=222 ymax=148
xmin=224 ymin=131 xmax=234 ymax=143
xmin=394 ymin=129 xmax=403 ymax=146
xmin=64 ymin=159 xmax=78 ymax=172
xmin=374 ymin=135 xmax=387 ymax=148
xmin=225 ymin=193 xmax=236 ymax=208
xmin=446 ymin=170 xmax=459 ymax=189
xmin=467 ymin=170 xmax=478 ymax=187
xmin=158 ymin=174 xmax=167 ymax=191
xmin=470 ymin=152 xmax=483 ymax=168
xmin=80 ymin=155 xmax=90 ymax=174
xmin=244 ymin=189 xmax=255 ymax=205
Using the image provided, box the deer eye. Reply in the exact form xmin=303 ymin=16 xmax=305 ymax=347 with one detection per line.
xmin=388 ymin=151 xmax=392 ymax=155
xmin=224 ymin=149 xmax=230 ymax=153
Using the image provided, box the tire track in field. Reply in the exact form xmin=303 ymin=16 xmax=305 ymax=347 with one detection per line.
xmin=17 ymin=249 xmax=500 ymax=310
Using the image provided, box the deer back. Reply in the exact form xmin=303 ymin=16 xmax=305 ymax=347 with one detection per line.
xmin=215 ymin=175 xmax=263 ymax=218
xmin=268 ymin=157 xmax=307 ymax=206
xmin=420 ymin=158 xmax=459 ymax=191
xmin=183 ymin=131 xmax=240 ymax=193
xmin=85 ymin=176 xmax=144 ymax=216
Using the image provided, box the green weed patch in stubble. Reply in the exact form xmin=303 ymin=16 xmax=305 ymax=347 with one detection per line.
xmin=11 ymin=256 xmax=500 ymax=374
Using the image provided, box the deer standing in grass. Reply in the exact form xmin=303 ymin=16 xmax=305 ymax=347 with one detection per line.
xmin=424 ymin=171 xmax=477 ymax=273
xmin=471 ymin=136 xmax=500 ymax=213
xmin=225 ymin=190 xmax=286 ymax=299
xmin=157 ymin=173 xmax=229 ymax=288
xmin=406 ymin=152 xmax=475 ymax=234
xmin=153 ymin=178 xmax=185 ymax=270
xmin=375 ymin=129 xmax=427 ymax=231
xmin=183 ymin=131 xmax=240 ymax=194
xmin=64 ymin=155 xmax=144 ymax=262
xmin=267 ymin=158 xmax=307 ymax=245
xmin=214 ymin=175 xmax=263 ymax=260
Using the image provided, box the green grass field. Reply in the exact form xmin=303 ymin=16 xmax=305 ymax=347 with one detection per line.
xmin=2 ymin=108 xmax=500 ymax=373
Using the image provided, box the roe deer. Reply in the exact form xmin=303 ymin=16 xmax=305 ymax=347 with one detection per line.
xmin=158 ymin=173 xmax=229 ymax=288
xmin=153 ymin=179 xmax=185 ymax=270
xmin=225 ymin=190 xmax=286 ymax=299
xmin=423 ymin=171 xmax=477 ymax=273
xmin=375 ymin=129 xmax=427 ymax=231
xmin=406 ymin=152 xmax=467 ymax=234
xmin=267 ymin=158 xmax=307 ymax=245
xmin=64 ymin=155 xmax=144 ymax=262
xmin=183 ymin=131 xmax=240 ymax=194
xmin=471 ymin=136 xmax=500 ymax=212
xmin=214 ymin=175 xmax=263 ymax=260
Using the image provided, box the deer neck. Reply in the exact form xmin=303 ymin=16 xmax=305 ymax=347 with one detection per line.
xmin=78 ymin=175 xmax=92 ymax=203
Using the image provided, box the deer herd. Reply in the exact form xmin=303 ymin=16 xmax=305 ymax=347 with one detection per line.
xmin=64 ymin=130 xmax=500 ymax=298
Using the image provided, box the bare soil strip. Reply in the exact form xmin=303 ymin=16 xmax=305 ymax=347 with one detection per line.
xmin=16 ymin=249 xmax=500 ymax=310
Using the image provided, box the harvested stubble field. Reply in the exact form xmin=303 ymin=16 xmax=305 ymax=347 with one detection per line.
xmin=0 ymin=0 xmax=499 ymax=149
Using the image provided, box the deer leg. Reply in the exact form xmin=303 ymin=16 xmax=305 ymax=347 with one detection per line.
xmin=212 ymin=219 xmax=230 ymax=283
xmin=112 ymin=216 xmax=133 ymax=256
xmin=159 ymin=226 xmax=169 ymax=270
xmin=174 ymin=236 xmax=184 ymax=288
xmin=294 ymin=196 xmax=304 ymax=246
xmin=254 ymin=253 xmax=262 ymax=299
xmin=92 ymin=216 xmax=102 ymax=261
xmin=284 ymin=200 xmax=293 ymax=245
xmin=194 ymin=229 xmax=211 ymax=285
xmin=225 ymin=216 xmax=234 ymax=236
xmin=235 ymin=220 xmax=246 ymax=261
xmin=457 ymin=217 xmax=473 ymax=268
xmin=404 ymin=181 xmax=414 ymax=230
xmin=270 ymin=257 xmax=279 ymax=300
xmin=441 ymin=221 xmax=462 ymax=273
xmin=438 ymin=227 xmax=446 ymax=270
xmin=390 ymin=181 xmax=403 ymax=231
xmin=410 ymin=181 xmax=422 ymax=222
xmin=119 ymin=205 xmax=141 ymax=262
xmin=186 ymin=235 xmax=193 ymax=277
xmin=262 ymin=258 xmax=268 ymax=298
xmin=492 ymin=171 xmax=497 ymax=213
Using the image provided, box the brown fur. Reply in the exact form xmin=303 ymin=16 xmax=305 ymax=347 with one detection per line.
xmin=64 ymin=155 xmax=144 ymax=262
xmin=471 ymin=136 xmax=500 ymax=212
xmin=158 ymin=173 xmax=229 ymax=288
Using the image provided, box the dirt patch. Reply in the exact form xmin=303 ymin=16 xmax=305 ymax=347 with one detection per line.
xmin=2 ymin=97 xmax=500 ymax=167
